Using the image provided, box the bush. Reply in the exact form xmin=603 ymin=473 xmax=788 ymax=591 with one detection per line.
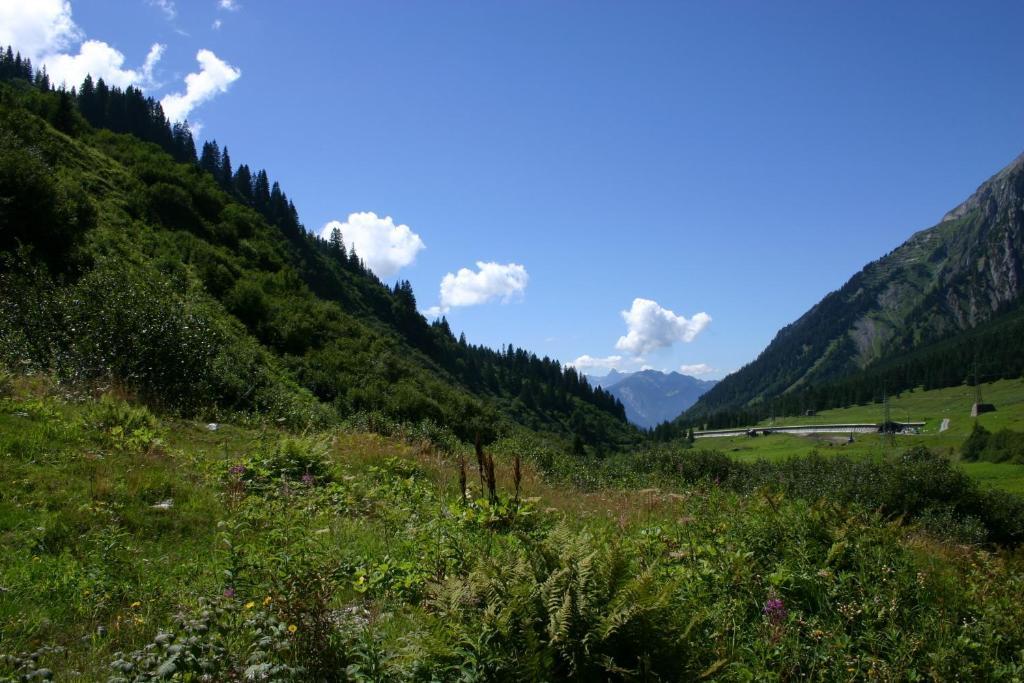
xmin=961 ymin=422 xmax=1024 ymax=464
xmin=0 ymin=128 xmax=95 ymax=263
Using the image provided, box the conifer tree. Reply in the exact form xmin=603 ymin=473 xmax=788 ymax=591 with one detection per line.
xmin=53 ymin=91 xmax=75 ymax=134
xmin=253 ymin=170 xmax=271 ymax=211
xmin=233 ymin=164 xmax=254 ymax=203
xmin=329 ymin=226 xmax=347 ymax=261
xmin=199 ymin=140 xmax=221 ymax=178
xmin=219 ymin=146 xmax=233 ymax=190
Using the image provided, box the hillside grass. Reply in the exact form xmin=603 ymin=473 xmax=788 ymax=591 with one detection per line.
xmin=754 ymin=378 xmax=1024 ymax=436
xmin=3 ymin=379 xmax=1024 ymax=680
xmin=697 ymin=379 xmax=1024 ymax=495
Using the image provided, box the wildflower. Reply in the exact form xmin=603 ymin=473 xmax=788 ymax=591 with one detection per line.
xmin=245 ymin=601 xmax=255 ymax=609
xmin=130 ymin=601 xmax=142 ymax=609
xmin=762 ymin=597 xmax=787 ymax=625
xmin=223 ymin=587 xmax=236 ymax=598
xmin=301 ymin=473 xmax=315 ymax=486
xmin=229 ymin=464 xmax=246 ymax=476
xmin=288 ymin=624 xmax=297 ymax=633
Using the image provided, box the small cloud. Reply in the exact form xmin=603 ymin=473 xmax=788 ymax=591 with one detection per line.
xmin=160 ymin=48 xmax=241 ymax=122
xmin=431 ymin=261 xmax=528 ymax=314
xmin=423 ymin=306 xmax=443 ymax=319
xmin=319 ymin=212 xmax=425 ymax=278
xmin=569 ymin=354 xmax=626 ymax=373
xmin=149 ymin=0 xmax=176 ymax=20
xmin=679 ymin=363 xmax=716 ymax=376
xmin=615 ymin=298 xmax=711 ymax=355
xmin=186 ymin=120 xmax=203 ymax=139
xmin=212 ymin=19 xmax=222 ymax=29
xmin=218 ymin=0 xmax=239 ymax=10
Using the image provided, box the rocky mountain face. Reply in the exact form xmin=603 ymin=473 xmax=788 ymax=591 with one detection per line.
xmin=588 ymin=370 xmax=717 ymax=428
xmin=688 ymin=151 xmax=1024 ymax=416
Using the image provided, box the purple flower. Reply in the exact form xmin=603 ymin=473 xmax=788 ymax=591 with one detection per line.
xmin=301 ymin=473 xmax=315 ymax=486
xmin=229 ymin=464 xmax=246 ymax=477
xmin=223 ymin=587 xmax=236 ymax=598
xmin=763 ymin=597 xmax=787 ymax=624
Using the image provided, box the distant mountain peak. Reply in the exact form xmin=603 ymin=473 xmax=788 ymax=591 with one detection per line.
xmin=586 ymin=369 xmax=717 ymax=428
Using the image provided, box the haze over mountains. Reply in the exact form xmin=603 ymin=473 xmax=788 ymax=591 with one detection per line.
xmin=586 ymin=370 xmax=717 ymax=428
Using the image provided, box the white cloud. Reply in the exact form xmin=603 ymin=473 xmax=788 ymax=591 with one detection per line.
xmin=2 ymin=0 xmax=238 ymax=120
xmin=431 ymin=261 xmax=528 ymax=313
xmin=212 ymin=19 xmax=223 ymax=30
xmin=150 ymin=0 xmax=176 ymax=20
xmin=44 ymin=40 xmax=164 ymax=89
xmin=679 ymin=363 xmax=715 ymax=376
xmin=319 ymin=212 xmax=425 ymax=278
xmin=0 ymin=0 xmax=80 ymax=62
xmin=160 ymin=49 xmax=241 ymax=121
xmin=219 ymin=0 xmax=240 ymax=10
xmin=614 ymin=298 xmax=711 ymax=355
xmin=569 ymin=354 xmax=626 ymax=373
xmin=0 ymin=0 xmax=164 ymax=89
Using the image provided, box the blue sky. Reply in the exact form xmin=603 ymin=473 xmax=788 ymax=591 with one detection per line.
xmin=7 ymin=1 xmax=1024 ymax=379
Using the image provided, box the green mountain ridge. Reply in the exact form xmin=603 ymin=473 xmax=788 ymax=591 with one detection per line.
xmin=0 ymin=59 xmax=635 ymax=449
xmin=686 ymin=149 xmax=1024 ymax=419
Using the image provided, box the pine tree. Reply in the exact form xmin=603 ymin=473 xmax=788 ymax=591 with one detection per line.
xmin=77 ymin=75 xmax=97 ymax=123
xmin=53 ymin=90 xmax=75 ymax=134
xmin=199 ymin=140 xmax=221 ymax=178
xmin=171 ymin=122 xmax=197 ymax=164
xmin=329 ymin=226 xmax=347 ymax=261
xmin=35 ymin=66 xmax=50 ymax=91
xmin=219 ymin=146 xmax=233 ymax=190
xmin=253 ymin=170 xmax=271 ymax=211
xmin=233 ymin=164 xmax=254 ymax=203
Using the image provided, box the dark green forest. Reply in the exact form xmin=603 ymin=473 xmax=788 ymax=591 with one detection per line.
xmin=0 ymin=47 xmax=633 ymax=448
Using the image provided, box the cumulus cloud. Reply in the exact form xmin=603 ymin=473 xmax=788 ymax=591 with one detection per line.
xmin=679 ymin=363 xmax=716 ymax=376
xmin=319 ymin=212 xmax=425 ymax=278
xmin=160 ymin=49 xmax=241 ymax=121
xmin=0 ymin=1 xmax=165 ymax=89
xmin=0 ymin=0 xmax=79 ymax=62
xmin=219 ymin=0 xmax=240 ymax=10
xmin=45 ymin=40 xmax=164 ymax=89
xmin=428 ymin=261 xmax=528 ymax=315
xmin=2 ymin=0 xmax=239 ymax=119
xmin=569 ymin=354 xmax=626 ymax=373
xmin=614 ymin=298 xmax=711 ymax=355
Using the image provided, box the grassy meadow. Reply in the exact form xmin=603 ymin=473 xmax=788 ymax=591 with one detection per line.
xmin=2 ymin=376 xmax=1024 ymax=680
xmin=699 ymin=379 xmax=1024 ymax=495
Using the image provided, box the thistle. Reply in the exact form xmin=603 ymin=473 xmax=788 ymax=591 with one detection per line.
xmin=513 ymin=453 xmax=522 ymax=502
xmin=458 ymin=454 xmax=468 ymax=503
xmin=484 ymin=451 xmax=497 ymax=504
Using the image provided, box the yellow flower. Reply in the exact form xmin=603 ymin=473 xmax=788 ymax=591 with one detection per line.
xmin=244 ymin=601 xmax=255 ymax=609
xmin=263 ymin=596 xmax=272 ymax=606
xmin=130 ymin=601 xmax=142 ymax=609
xmin=288 ymin=624 xmax=297 ymax=633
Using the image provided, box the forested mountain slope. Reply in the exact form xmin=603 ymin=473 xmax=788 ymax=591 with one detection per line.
xmin=0 ymin=52 xmax=634 ymax=448
xmin=687 ymin=150 xmax=1024 ymax=419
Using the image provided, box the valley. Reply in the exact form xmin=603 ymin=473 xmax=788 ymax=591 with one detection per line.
xmin=2 ymin=8 xmax=1024 ymax=678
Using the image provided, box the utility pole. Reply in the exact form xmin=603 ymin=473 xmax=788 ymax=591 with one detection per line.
xmin=882 ymin=384 xmax=895 ymax=451
xmin=975 ymin=359 xmax=983 ymax=406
